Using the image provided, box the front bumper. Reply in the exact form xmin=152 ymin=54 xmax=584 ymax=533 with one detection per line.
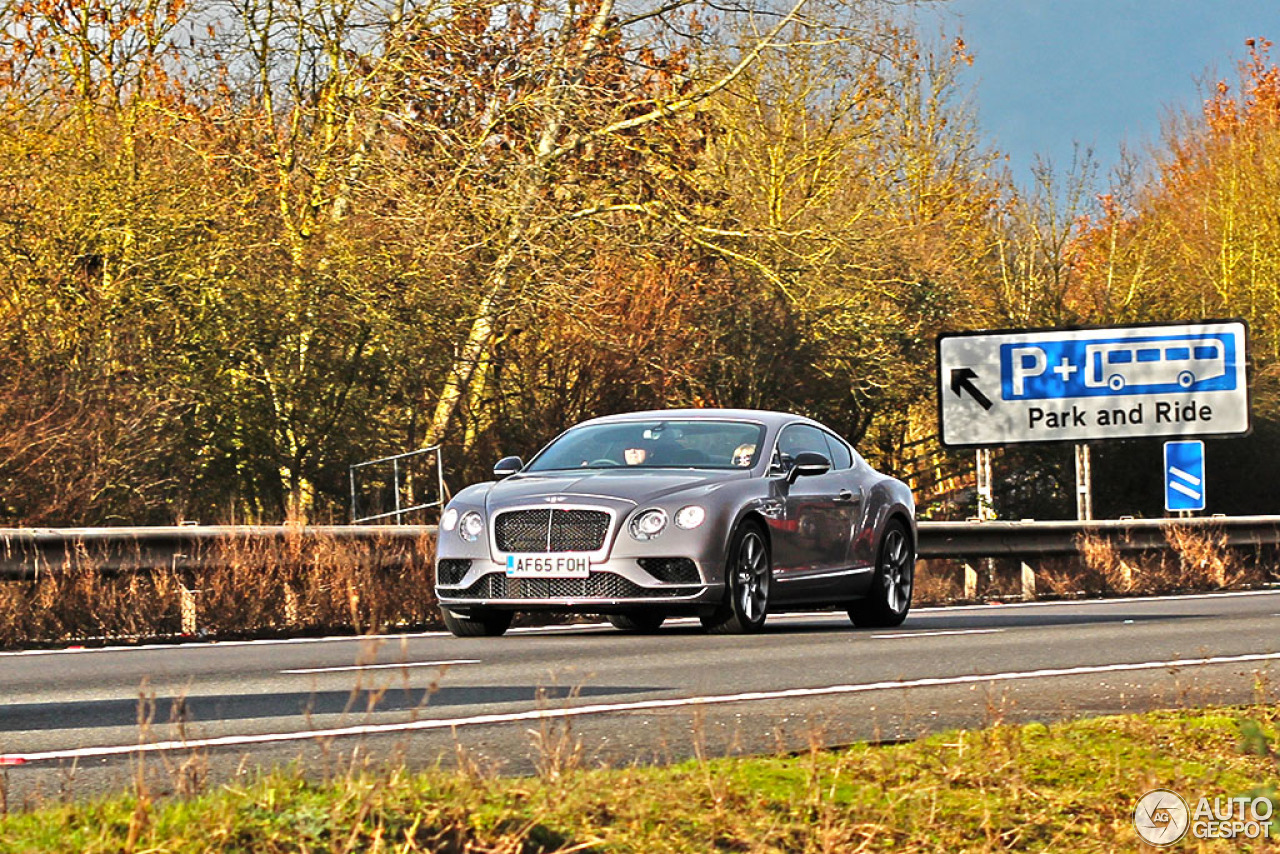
xmin=435 ymin=555 xmax=722 ymax=612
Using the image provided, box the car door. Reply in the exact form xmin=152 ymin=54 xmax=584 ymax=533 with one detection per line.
xmin=769 ymin=424 xmax=857 ymax=602
xmin=819 ymin=430 xmax=877 ymax=595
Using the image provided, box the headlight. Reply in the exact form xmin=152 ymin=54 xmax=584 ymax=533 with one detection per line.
xmin=441 ymin=508 xmax=458 ymax=531
xmin=674 ymin=505 xmax=706 ymax=530
xmin=629 ymin=508 xmax=668 ymax=540
xmin=458 ymin=511 xmax=485 ymax=543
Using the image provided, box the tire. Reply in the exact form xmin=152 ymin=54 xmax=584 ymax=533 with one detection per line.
xmin=441 ymin=608 xmax=514 ymax=638
xmin=1108 ymin=374 xmax=1125 ymax=391
xmin=1177 ymin=370 xmax=1195 ymax=388
xmin=701 ymin=522 xmax=771 ymax=634
xmin=608 ymin=612 xmax=666 ymax=633
xmin=848 ymin=519 xmax=915 ymax=629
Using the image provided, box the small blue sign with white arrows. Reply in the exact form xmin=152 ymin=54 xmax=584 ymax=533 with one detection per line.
xmin=1164 ymin=440 xmax=1205 ymax=512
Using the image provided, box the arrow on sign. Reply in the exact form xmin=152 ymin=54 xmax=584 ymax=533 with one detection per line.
xmin=950 ymin=368 xmax=993 ymax=410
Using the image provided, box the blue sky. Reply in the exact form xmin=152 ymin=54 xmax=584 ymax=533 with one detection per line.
xmin=914 ymin=0 xmax=1278 ymax=189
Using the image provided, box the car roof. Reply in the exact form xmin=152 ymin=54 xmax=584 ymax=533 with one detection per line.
xmin=574 ymin=408 xmax=825 ymax=432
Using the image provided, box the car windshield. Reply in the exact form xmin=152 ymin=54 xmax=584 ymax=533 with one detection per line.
xmin=526 ymin=420 xmax=768 ymax=472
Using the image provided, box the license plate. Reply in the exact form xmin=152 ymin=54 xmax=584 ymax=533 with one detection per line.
xmin=505 ymin=554 xmax=591 ymax=578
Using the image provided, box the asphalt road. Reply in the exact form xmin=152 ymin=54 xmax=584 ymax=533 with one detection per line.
xmin=2 ymin=590 xmax=1279 ymax=805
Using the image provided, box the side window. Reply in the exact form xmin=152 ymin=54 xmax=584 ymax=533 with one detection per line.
xmin=776 ymin=424 xmax=832 ymax=468
xmin=821 ymin=432 xmax=854 ymax=470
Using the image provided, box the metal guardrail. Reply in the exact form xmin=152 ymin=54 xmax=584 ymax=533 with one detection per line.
xmin=0 ymin=525 xmax=436 ymax=582
xmin=916 ymin=515 xmax=1280 ymax=559
xmin=2 ymin=517 xmax=1279 ymax=582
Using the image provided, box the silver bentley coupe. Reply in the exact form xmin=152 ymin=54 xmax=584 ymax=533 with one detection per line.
xmin=434 ymin=409 xmax=917 ymax=637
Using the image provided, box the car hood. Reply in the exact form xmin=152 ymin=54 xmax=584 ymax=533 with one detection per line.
xmin=484 ymin=469 xmax=748 ymax=511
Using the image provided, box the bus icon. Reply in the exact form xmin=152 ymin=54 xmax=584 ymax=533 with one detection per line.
xmin=1085 ymin=337 xmax=1227 ymax=392
xmin=998 ymin=331 xmax=1238 ymax=401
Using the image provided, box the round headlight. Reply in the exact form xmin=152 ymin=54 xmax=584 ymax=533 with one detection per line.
xmin=441 ymin=508 xmax=459 ymax=531
xmin=629 ymin=508 xmax=668 ymax=540
xmin=674 ymin=505 xmax=706 ymax=530
xmin=458 ymin=511 xmax=485 ymax=543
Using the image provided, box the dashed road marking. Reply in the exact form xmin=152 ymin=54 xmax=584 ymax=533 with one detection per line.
xmin=281 ymin=659 xmax=480 ymax=675
xmin=871 ymin=629 xmax=1005 ymax=639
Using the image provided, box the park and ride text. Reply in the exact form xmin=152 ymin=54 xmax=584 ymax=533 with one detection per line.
xmin=1027 ymin=398 xmax=1213 ymax=431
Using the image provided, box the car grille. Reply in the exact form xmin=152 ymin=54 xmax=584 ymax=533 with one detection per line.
xmin=494 ymin=508 xmax=610 ymax=552
xmin=448 ymin=573 xmax=702 ymax=600
xmin=435 ymin=559 xmax=472 ymax=586
xmin=637 ymin=558 xmax=701 ymax=585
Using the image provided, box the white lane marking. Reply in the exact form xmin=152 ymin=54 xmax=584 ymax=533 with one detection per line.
xmin=281 ymin=659 xmax=480 ymax=675
xmin=4 ymin=650 xmax=1279 ymax=766
xmin=871 ymin=629 xmax=1005 ymax=639
xmin=0 ymin=588 xmax=1277 ymax=659
xmin=912 ymin=587 xmax=1280 ymax=612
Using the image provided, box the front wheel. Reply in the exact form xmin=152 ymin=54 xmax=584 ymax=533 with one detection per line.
xmin=848 ymin=520 xmax=915 ymax=629
xmin=701 ymin=522 xmax=771 ymax=634
xmin=607 ymin=611 xmax=666 ymax=633
xmin=441 ymin=608 xmax=514 ymax=638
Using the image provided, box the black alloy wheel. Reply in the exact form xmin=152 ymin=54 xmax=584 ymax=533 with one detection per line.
xmin=702 ymin=521 xmax=771 ymax=634
xmin=848 ymin=519 xmax=915 ymax=628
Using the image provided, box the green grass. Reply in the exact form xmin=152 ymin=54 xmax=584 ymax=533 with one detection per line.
xmin=1 ymin=706 xmax=1277 ymax=852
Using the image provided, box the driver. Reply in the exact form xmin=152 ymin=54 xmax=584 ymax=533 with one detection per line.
xmin=732 ymin=443 xmax=756 ymax=467
xmin=624 ymin=447 xmax=647 ymax=466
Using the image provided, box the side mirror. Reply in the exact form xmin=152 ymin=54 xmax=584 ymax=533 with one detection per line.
xmin=493 ymin=456 xmax=524 ymax=479
xmin=787 ymin=451 xmax=831 ymax=484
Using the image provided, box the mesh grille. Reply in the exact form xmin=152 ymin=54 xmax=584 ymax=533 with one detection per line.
xmin=637 ymin=558 xmax=701 ymax=585
xmin=495 ymin=509 xmax=610 ymax=552
xmin=450 ymin=573 xmax=702 ymax=600
xmin=436 ymin=559 xmax=471 ymax=586
xmin=550 ymin=509 xmax=611 ymax=551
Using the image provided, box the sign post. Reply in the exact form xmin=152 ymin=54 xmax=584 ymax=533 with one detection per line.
xmin=1074 ymin=443 xmax=1092 ymax=521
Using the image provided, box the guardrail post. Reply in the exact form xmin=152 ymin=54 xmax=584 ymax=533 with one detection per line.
xmin=962 ymin=562 xmax=979 ymax=600
xmin=1020 ymin=562 xmax=1036 ymax=600
xmin=179 ymin=585 xmax=199 ymax=635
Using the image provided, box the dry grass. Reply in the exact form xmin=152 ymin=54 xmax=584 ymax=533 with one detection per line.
xmin=0 ymin=529 xmax=438 ymax=648
xmin=1061 ymin=525 xmax=1271 ymax=598
xmin=911 ymin=524 xmax=1277 ymax=605
xmin=912 ymin=559 xmax=965 ymax=604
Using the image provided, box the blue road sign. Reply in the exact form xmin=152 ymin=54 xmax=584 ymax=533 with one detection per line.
xmin=999 ymin=333 xmax=1238 ymax=401
xmin=1164 ymin=440 xmax=1205 ymax=512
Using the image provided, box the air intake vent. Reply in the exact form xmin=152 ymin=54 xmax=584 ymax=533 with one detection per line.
xmin=436 ymin=559 xmax=471 ymax=586
xmin=637 ymin=558 xmax=701 ymax=585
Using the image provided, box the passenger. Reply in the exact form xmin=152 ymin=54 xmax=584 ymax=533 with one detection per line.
xmin=732 ymin=443 xmax=756 ymax=467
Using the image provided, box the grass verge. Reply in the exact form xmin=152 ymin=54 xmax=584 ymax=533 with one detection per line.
xmin=1 ymin=705 xmax=1276 ymax=852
